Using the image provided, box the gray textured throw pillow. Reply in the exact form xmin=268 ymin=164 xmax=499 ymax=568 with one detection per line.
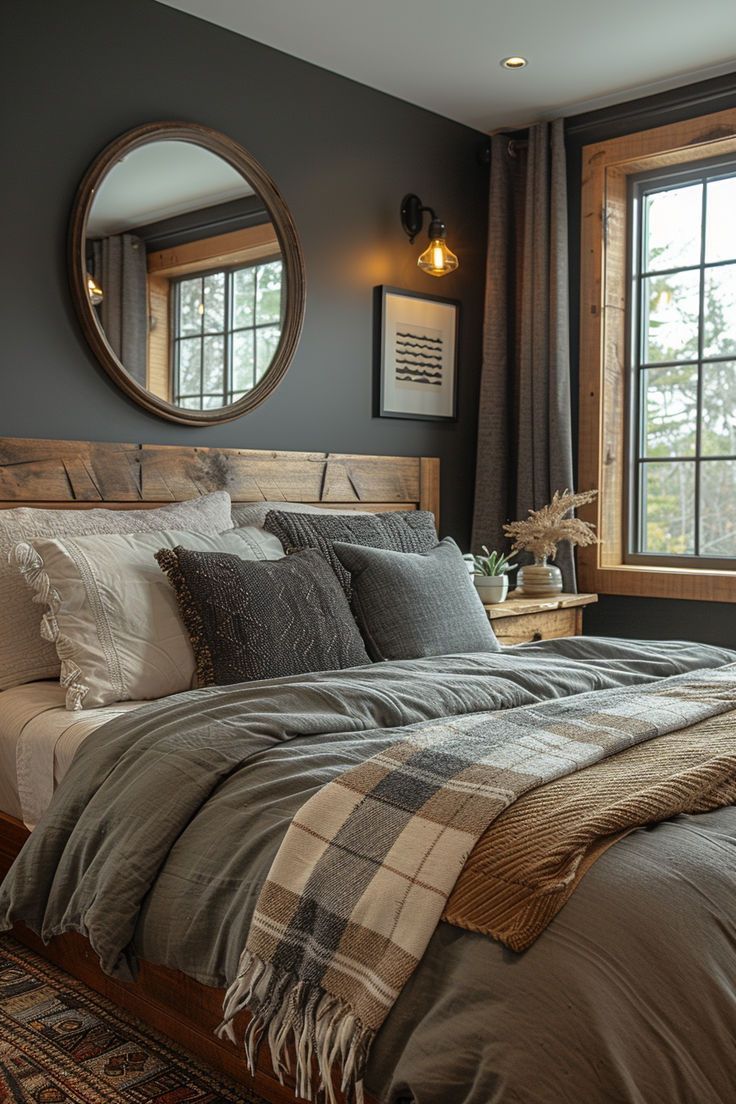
xmin=264 ymin=509 xmax=438 ymax=598
xmin=156 ymin=546 xmax=370 ymax=685
xmin=332 ymin=537 xmax=500 ymax=661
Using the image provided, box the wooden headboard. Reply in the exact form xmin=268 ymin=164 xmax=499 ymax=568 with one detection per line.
xmin=0 ymin=438 xmax=440 ymax=525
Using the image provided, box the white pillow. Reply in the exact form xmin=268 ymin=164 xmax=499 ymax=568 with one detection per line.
xmin=0 ymin=492 xmax=233 ymax=692
xmin=12 ymin=525 xmax=283 ymax=710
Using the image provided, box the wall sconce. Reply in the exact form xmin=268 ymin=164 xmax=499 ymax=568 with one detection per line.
xmin=400 ymin=193 xmax=459 ymax=277
xmin=86 ymin=272 xmax=104 ymax=305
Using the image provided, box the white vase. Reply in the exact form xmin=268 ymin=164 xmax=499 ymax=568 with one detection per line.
xmin=516 ymin=559 xmax=563 ymax=597
xmin=473 ymin=574 xmax=509 ymax=604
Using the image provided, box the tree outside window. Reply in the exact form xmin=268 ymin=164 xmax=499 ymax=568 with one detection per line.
xmin=172 ymin=259 xmax=283 ymax=410
xmin=629 ymin=160 xmax=736 ymax=563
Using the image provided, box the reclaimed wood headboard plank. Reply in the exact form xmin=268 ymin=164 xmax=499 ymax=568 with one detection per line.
xmin=0 ymin=438 xmax=440 ymax=525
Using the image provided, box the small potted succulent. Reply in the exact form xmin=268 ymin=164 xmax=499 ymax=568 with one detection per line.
xmin=470 ymin=546 xmax=517 ymax=604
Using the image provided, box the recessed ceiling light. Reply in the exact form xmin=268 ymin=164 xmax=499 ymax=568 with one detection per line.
xmin=500 ymin=56 xmax=528 ymax=70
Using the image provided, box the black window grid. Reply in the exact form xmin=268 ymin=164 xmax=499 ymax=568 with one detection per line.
xmin=171 ymin=257 xmax=283 ymax=408
xmin=626 ymin=154 xmax=736 ymax=569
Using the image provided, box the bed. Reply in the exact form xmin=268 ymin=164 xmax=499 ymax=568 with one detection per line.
xmin=0 ymin=436 xmax=734 ymax=1104
xmin=0 ymin=435 xmax=441 ymax=1103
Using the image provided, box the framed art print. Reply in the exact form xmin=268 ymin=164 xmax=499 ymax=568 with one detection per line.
xmin=374 ymin=286 xmax=459 ymax=421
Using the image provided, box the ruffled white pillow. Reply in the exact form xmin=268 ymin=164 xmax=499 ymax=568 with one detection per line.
xmin=13 ymin=524 xmax=282 ymax=710
xmin=0 ymin=492 xmax=233 ymax=692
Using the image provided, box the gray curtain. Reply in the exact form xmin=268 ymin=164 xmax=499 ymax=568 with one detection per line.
xmin=91 ymin=233 xmax=148 ymax=385
xmin=471 ymin=118 xmax=576 ymax=591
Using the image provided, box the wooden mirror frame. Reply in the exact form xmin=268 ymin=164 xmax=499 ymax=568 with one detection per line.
xmin=69 ymin=121 xmax=306 ymax=426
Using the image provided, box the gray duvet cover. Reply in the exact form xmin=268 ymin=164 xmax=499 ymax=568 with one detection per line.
xmin=1 ymin=636 xmax=735 ymax=1103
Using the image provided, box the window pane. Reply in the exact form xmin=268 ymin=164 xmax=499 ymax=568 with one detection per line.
xmin=255 ymin=325 xmax=281 ymax=381
xmin=233 ymin=331 xmax=255 ymax=392
xmin=700 ymin=460 xmax=736 ymax=556
xmin=178 ymin=278 xmax=203 ymax=336
xmin=233 ymin=268 xmax=255 ymax=328
xmin=644 ymin=184 xmax=702 ymax=272
xmin=256 ymin=261 xmax=283 ymax=324
xmin=177 ymin=338 xmax=201 ymax=394
xmin=705 ymin=176 xmax=736 ymax=263
xmin=201 ymin=394 xmax=226 ymax=410
xmin=702 ymin=361 xmax=736 ymax=456
xmin=642 ymin=271 xmax=700 ymax=364
xmin=203 ymin=272 xmax=225 ymax=333
xmin=177 ymin=396 xmax=204 ymax=409
xmin=703 ymin=263 xmax=736 ymax=358
xmin=203 ymin=335 xmax=225 ymax=394
xmin=641 ymin=365 xmax=697 ymax=457
xmin=639 ymin=461 xmax=695 ymax=554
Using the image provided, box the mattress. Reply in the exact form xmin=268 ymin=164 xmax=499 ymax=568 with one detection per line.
xmin=0 ymin=682 xmax=144 ymax=828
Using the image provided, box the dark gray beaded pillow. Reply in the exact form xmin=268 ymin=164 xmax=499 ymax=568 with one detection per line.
xmin=332 ymin=537 xmax=500 ymax=661
xmin=263 ymin=510 xmax=438 ymax=598
xmin=156 ymin=546 xmax=370 ymax=685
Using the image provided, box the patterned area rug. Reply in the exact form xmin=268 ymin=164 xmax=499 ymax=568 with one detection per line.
xmin=0 ymin=934 xmax=267 ymax=1102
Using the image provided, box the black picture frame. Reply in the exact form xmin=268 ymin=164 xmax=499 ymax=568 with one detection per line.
xmin=373 ymin=285 xmax=460 ymax=421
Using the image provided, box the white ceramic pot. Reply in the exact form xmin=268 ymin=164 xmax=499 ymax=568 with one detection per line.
xmin=516 ymin=560 xmax=563 ymax=597
xmin=473 ymin=574 xmax=509 ymax=604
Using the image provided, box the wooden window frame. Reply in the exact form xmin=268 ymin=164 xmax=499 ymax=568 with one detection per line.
xmin=578 ymin=107 xmax=736 ymax=602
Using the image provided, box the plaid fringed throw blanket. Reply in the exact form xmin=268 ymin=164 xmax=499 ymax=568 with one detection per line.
xmin=218 ymin=665 xmax=736 ymax=1102
xmin=444 ymin=703 xmax=736 ymax=951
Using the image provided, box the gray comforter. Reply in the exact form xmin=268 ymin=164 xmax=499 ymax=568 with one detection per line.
xmin=2 ymin=637 xmax=735 ymax=1103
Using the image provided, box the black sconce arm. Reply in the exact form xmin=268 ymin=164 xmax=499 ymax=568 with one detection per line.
xmin=400 ymin=193 xmax=446 ymax=243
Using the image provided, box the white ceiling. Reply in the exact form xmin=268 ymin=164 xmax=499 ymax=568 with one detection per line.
xmin=155 ymin=0 xmax=736 ymax=131
xmin=87 ymin=140 xmax=253 ymax=236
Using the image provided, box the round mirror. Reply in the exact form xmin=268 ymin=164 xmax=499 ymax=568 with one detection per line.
xmin=70 ymin=122 xmax=305 ymax=425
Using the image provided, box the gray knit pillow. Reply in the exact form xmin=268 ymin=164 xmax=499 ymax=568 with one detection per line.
xmin=231 ymin=501 xmax=369 ymax=528
xmin=156 ymin=546 xmax=370 ymax=685
xmin=263 ymin=510 xmax=438 ymax=597
xmin=332 ymin=538 xmax=500 ymax=661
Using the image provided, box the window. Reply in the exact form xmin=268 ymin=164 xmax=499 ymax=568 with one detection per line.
xmin=578 ymin=107 xmax=736 ymax=602
xmin=628 ymin=159 xmax=736 ymax=566
xmin=172 ymin=259 xmax=283 ymax=409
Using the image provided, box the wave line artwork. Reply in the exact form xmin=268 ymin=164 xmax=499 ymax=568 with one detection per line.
xmin=396 ymin=374 xmax=442 ymax=386
xmin=395 ymin=359 xmax=442 ymax=372
xmin=396 ymin=352 xmax=442 ymax=363
xmin=396 ymin=366 xmax=443 ymax=378
xmin=396 ymin=341 xmax=443 ymax=357
xmin=393 ymin=326 xmax=445 ymax=388
xmin=396 ymin=331 xmax=442 ymax=345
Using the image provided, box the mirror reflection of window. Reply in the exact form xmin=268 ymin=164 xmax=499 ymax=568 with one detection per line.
xmin=84 ymin=138 xmax=288 ymax=414
xmin=172 ymin=260 xmax=284 ymax=409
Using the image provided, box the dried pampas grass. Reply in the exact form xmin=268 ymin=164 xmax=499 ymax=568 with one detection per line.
xmin=503 ymin=489 xmax=599 ymax=562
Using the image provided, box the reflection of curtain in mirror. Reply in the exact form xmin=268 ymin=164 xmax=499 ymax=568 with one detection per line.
xmin=90 ymin=234 xmax=147 ymax=385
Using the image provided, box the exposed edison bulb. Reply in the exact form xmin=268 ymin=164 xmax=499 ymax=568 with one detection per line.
xmin=86 ymin=272 xmax=103 ymax=305
xmin=418 ymin=237 xmax=459 ymax=277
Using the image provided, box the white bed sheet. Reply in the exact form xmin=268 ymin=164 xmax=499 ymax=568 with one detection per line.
xmin=0 ymin=682 xmax=144 ymax=828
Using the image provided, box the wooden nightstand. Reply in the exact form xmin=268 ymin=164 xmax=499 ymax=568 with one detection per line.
xmin=484 ymin=593 xmax=598 ymax=645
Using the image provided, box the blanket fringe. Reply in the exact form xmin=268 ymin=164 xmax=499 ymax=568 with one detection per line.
xmin=217 ymin=950 xmax=373 ymax=1104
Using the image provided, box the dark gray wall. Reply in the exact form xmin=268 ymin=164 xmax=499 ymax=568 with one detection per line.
xmin=565 ymin=74 xmax=736 ymax=647
xmin=2 ymin=0 xmax=489 ymax=543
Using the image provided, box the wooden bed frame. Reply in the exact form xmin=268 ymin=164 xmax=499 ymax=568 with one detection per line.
xmin=0 ymin=435 xmax=441 ymax=1103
